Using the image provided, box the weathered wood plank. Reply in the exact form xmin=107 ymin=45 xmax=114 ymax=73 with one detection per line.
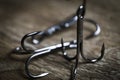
xmin=0 ymin=0 xmax=120 ymax=80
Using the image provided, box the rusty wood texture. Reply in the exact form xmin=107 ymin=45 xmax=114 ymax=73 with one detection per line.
xmin=0 ymin=0 xmax=120 ymax=80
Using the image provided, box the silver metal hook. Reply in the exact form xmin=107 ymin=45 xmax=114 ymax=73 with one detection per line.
xmin=77 ymin=0 xmax=105 ymax=63
xmin=25 ymin=52 xmax=49 ymax=78
xmin=69 ymin=0 xmax=105 ymax=79
xmin=25 ymin=40 xmax=77 ymax=78
xmin=13 ymin=0 xmax=105 ymax=79
xmin=62 ymin=0 xmax=105 ymax=63
xmin=25 ymin=1 xmax=105 ymax=79
xmin=14 ymin=17 xmax=101 ymax=54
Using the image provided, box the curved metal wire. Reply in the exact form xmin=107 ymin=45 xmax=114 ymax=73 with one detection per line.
xmin=25 ymin=3 xmax=105 ymax=79
xmin=24 ymin=50 xmax=52 ymax=78
xmin=62 ymin=19 xmax=101 ymax=61
xmin=68 ymin=0 xmax=105 ymax=79
xmin=30 ymin=17 xmax=101 ymax=45
xmin=25 ymin=40 xmax=77 ymax=78
xmin=14 ymin=0 xmax=105 ymax=79
xmin=79 ymin=0 xmax=105 ymax=64
xmin=14 ymin=0 xmax=101 ymax=54
xmin=70 ymin=1 xmax=87 ymax=79
xmin=25 ymin=53 xmax=49 ymax=78
xmin=18 ymin=18 xmax=101 ymax=54
xmin=62 ymin=0 xmax=105 ymax=63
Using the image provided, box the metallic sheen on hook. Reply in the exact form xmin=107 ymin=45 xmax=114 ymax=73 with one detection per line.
xmin=24 ymin=2 xmax=105 ymax=79
xmin=14 ymin=0 xmax=105 ymax=79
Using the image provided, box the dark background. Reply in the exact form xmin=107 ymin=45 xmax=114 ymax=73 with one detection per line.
xmin=0 ymin=0 xmax=120 ymax=80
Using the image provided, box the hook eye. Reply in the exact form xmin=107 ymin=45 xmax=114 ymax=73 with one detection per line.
xmin=21 ymin=31 xmax=45 ymax=52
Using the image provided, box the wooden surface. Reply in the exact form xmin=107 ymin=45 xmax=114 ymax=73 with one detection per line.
xmin=0 ymin=0 xmax=120 ymax=80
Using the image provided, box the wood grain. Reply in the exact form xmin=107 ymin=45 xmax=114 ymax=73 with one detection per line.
xmin=0 ymin=0 xmax=120 ymax=80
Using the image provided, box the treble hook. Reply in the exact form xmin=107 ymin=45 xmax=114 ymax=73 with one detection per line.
xmin=13 ymin=0 xmax=101 ymax=54
xmin=14 ymin=6 xmax=101 ymax=54
xmin=29 ymin=15 xmax=101 ymax=45
xmin=25 ymin=39 xmax=77 ymax=78
xmin=25 ymin=1 xmax=105 ymax=79
xmin=14 ymin=0 xmax=105 ymax=79
xmin=70 ymin=0 xmax=87 ymax=79
xmin=61 ymin=0 xmax=105 ymax=64
xmin=77 ymin=0 xmax=105 ymax=63
xmin=14 ymin=18 xmax=101 ymax=54
xmin=71 ymin=0 xmax=105 ymax=79
xmin=30 ymin=17 xmax=101 ymax=45
xmin=62 ymin=0 xmax=105 ymax=63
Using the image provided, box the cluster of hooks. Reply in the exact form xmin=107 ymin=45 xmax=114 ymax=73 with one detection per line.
xmin=14 ymin=0 xmax=105 ymax=80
